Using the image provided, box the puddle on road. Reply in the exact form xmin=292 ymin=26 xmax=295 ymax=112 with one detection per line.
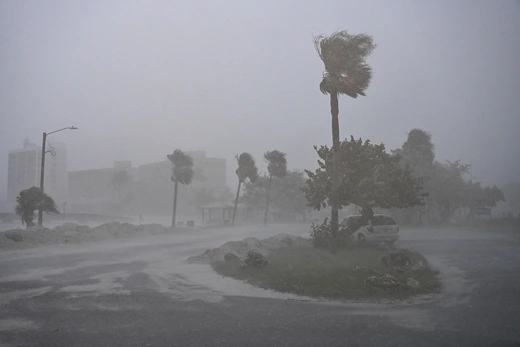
xmin=0 ymin=286 xmax=52 ymax=306
xmin=0 ymin=318 xmax=41 ymax=332
xmin=60 ymin=271 xmax=131 ymax=297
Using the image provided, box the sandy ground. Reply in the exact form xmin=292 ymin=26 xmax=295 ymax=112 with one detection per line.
xmin=0 ymin=222 xmax=189 ymax=250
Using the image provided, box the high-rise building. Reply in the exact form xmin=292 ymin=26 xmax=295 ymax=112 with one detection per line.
xmin=7 ymin=139 xmax=68 ymax=204
xmin=67 ymin=161 xmax=135 ymax=202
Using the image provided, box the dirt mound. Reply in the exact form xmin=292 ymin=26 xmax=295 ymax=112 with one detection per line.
xmin=186 ymin=234 xmax=309 ymax=264
xmin=0 ymin=222 xmax=183 ymax=250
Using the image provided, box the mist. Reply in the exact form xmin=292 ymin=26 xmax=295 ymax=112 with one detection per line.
xmin=1 ymin=0 xmax=519 ymax=202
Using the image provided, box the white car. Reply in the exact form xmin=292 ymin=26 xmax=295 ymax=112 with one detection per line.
xmin=340 ymin=214 xmax=400 ymax=244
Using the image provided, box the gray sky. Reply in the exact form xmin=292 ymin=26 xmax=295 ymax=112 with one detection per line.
xmin=1 ymin=0 xmax=519 ymax=200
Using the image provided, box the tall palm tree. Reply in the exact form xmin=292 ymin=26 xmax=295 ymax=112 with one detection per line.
xmin=313 ymin=30 xmax=376 ymax=250
xmin=232 ymin=152 xmax=259 ymax=227
xmin=167 ymin=150 xmax=194 ymax=228
xmin=263 ymin=150 xmax=287 ymax=226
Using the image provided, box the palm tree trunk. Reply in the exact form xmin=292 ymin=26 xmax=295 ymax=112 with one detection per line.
xmin=231 ymin=180 xmax=242 ymax=227
xmin=330 ymin=91 xmax=340 ymax=252
xmin=172 ymin=179 xmax=179 ymax=228
xmin=263 ymin=174 xmax=273 ymax=227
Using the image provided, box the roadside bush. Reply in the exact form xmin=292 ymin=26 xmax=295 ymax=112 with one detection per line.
xmin=309 ymin=218 xmax=351 ymax=248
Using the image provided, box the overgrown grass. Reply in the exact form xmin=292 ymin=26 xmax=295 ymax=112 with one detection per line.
xmin=212 ymin=245 xmax=441 ymax=300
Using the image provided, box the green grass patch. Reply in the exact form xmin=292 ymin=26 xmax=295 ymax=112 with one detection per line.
xmin=212 ymin=245 xmax=441 ymax=300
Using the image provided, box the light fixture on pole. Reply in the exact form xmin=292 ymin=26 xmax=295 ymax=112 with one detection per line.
xmin=38 ymin=126 xmax=78 ymax=226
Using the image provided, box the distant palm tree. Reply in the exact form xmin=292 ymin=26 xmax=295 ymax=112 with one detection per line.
xmin=232 ymin=153 xmax=259 ymax=227
xmin=167 ymin=150 xmax=194 ymax=228
xmin=263 ymin=150 xmax=287 ymax=226
xmin=15 ymin=187 xmax=59 ymax=227
xmin=313 ymin=30 xmax=376 ymax=250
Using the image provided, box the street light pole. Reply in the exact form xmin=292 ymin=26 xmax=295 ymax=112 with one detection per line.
xmin=37 ymin=132 xmax=47 ymax=226
xmin=38 ymin=126 xmax=78 ymax=226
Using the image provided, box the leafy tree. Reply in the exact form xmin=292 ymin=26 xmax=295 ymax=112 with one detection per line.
xmin=242 ymin=170 xmax=309 ymax=222
xmin=263 ymin=150 xmax=288 ymax=226
xmin=392 ymin=129 xmax=506 ymax=224
xmin=393 ymin=129 xmax=435 ymax=224
xmin=269 ymin=170 xmax=310 ymax=221
xmin=393 ymin=129 xmax=435 ymax=176
xmin=167 ymin=150 xmax=194 ymax=228
xmin=15 ymin=187 xmax=59 ymax=227
xmin=111 ymin=170 xmax=130 ymax=202
xmin=303 ymin=137 xmax=425 ymax=245
xmin=463 ymin=181 xmax=505 ymax=219
xmin=232 ymin=153 xmax=258 ymax=226
xmin=313 ymin=30 xmax=376 ymax=250
xmin=428 ymin=160 xmax=469 ymax=222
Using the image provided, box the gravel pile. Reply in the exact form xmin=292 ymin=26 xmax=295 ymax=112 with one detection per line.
xmin=186 ymin=234 xmax=310 ymax=265
xmin=0 ymin=222 xmax=183 ymax=250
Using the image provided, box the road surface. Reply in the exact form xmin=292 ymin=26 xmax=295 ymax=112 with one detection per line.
xmin=1 ymin=224 xmax=519 ymax=346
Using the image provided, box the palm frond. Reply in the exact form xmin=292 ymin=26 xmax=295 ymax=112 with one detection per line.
xmin=264 ymin=150 xmax=288 ymax=178
xmin=313 ymin=30 xmax=376 ymax=97
xmin=236 ymin=152 xmax=259 ymax=183
xmin=167 ymin=149 xmax=194 ymax=185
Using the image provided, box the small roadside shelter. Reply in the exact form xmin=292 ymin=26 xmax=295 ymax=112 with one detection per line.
xmin=197 ymin=203 xmax=234 ymax=226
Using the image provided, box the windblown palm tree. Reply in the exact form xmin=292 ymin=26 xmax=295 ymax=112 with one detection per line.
xmin=263 ymin=150 xmax=287 ymax=226
xmin=15 ymin=186 xmax=59 ymax=227
xmin=313 ymin=30 xmax=376 ymax=250
xmin=232 ymin=152 xmax=259 ymax=226
xmin=167 ymin=150 xmax=194 ymax=228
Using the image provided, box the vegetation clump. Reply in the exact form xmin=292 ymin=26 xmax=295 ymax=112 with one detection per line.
xmin=213 ymin=244 xmax=440 ymax=300
xmin=15 ymin=187 xmax=59 ymax=227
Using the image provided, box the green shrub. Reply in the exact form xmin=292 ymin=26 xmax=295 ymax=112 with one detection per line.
xmin=310 ymin=218 xmax=351 ymax=248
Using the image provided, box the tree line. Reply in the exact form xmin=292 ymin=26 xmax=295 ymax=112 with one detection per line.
xmin=14 ymin=29 xmax=507 ymax=243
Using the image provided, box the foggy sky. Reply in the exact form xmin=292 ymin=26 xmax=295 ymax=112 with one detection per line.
xmin=1 ymin=0 xmax=519 ymax=201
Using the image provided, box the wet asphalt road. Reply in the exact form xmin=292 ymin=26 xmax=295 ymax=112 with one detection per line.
xmin=1 ymin=224 xmax=520 ymax=347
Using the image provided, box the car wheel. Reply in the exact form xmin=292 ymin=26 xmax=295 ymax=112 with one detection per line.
xmin=358 ymin=233 xmax=367 ymax=244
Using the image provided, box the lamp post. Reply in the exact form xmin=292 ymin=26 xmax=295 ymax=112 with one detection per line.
xmin=38 ymin=126 xmax=78 ymax=226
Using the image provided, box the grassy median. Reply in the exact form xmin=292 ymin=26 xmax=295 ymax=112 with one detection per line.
xmin=212 ymin=245 xmax=441 ymax=300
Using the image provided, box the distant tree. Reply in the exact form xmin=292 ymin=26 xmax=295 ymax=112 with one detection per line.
xmin=503 ymin=183 xmax=520 ymax=208
xmin=463 ymin=181 xmax=505 ymax=219
xmin=15 ymin=187 xmax=59 ymax=227
xmin=111 ymin=170 xmax=130 ymax=202
xmin=303 ymin=137 xmax=425 ymax=246
xmin=232 ymin=153 xmax=258 ymax=226
xmin=393 ymin=129 xmax=435 ymax=224
xmin=313 ymin=30 xmax=376 ymax=250
xmin=428 ymin=160 xmax=469 ymax=222
xmin=242 ymin=170 xmax=310 ymax=222
xmin=167 ymin=150 xmax=194 ymax=228
xmin=394 ymin=129 xmax=435 ymax=176
xmin=270 ymin=170 xmax=310 ymax=221
xmin=263 ymin=150 xmax=288 ymax=226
